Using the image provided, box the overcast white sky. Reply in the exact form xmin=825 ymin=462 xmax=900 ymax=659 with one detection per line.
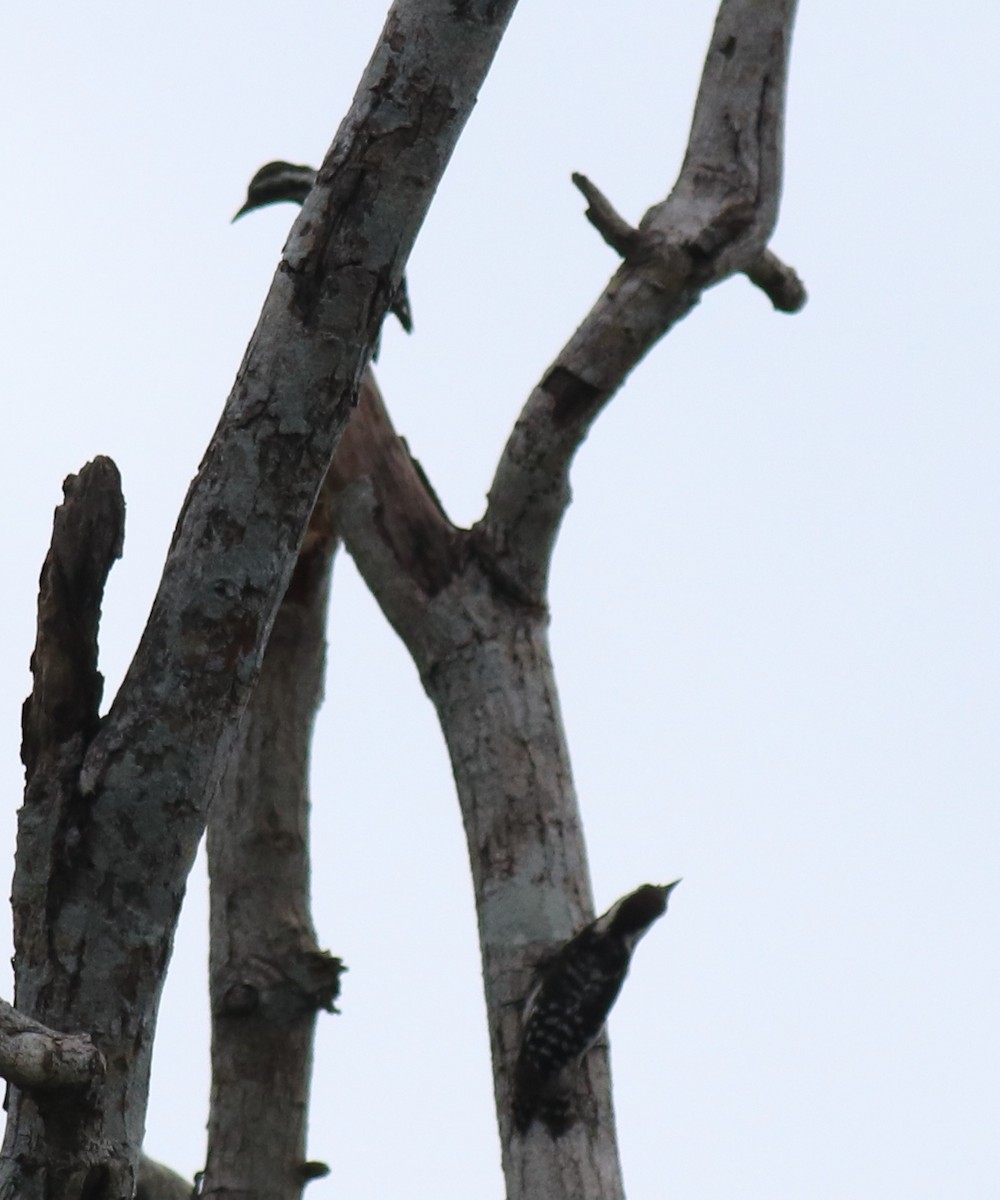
xmin=2 ymin=3 xmax=999 ymax=1197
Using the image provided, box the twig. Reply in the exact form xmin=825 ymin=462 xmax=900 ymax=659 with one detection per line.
xmin=744 ymin=248 xmax=808 ymax=311
xmin=571 ymin=173 xmax=642 ymax=258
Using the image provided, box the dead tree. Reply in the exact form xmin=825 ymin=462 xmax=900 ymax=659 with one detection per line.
xmin=0 ymin=3 xmax=517 ymax=1195
xmin=0 ymin=1 xmax=802 ymax=1197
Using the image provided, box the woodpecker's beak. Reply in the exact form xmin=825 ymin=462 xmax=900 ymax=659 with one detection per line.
xmin=231 ymin=202 xmax=253 ymax=223
xmin=663 ymin=879 xmax=682 ymax=897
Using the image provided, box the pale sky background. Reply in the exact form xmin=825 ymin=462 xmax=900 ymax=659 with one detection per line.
xmin=2 ymin=3 xmax=999 ymax=1197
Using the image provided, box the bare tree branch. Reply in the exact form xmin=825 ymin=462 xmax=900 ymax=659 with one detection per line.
xmin=0 ymin=1000 xmax=104 ymax=1093
xmin=20 ymin=456 xmax=124 ymax=781
xmin=330 ymin=376 xmax=623 ymax=1200
xmin=571 ymin=173 xmax=643 ymax=258
xmin=203 ymin=476 xmax=343 ymax=1200
xmin=323 ymin=3 xmax=802 ymax=1197
xmin=744 ymin=248 xmax=807 ymax=311
xmin=327 ymin=371 xmax=461 ymax=619
xmin=2 ymin=2 xmax=521 ymax=1194
xmin=5 ymin=2 xmax=800 ymax=1195
xmin=482 ymin=0 xmax=802 ymax=602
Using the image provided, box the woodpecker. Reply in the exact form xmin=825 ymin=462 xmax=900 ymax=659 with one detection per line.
xmin=232 ymin=160 xmax=413 ymax=334
xmin=232 ymin=159 xmax=317 ymax=216
xmin=512 ymin=880 xmax=680 ymax=1135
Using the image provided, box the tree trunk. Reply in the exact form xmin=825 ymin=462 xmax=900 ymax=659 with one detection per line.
xmin=2 ymin=2 xmax=800 ymax=1194
xmin=203 ymin=483 xmax=343 ymax=1199
xmin=424 ymin=615 xmax=626 ymax=1200
xmin=0 ymin=2 xmax=520 ymax=1191
xmin=330 ymin=381 xmax=627 ymax=1200
xmin=326 ymin=0 xmax=801 ymax=1173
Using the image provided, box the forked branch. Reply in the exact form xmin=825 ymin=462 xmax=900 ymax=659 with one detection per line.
xmin=323 ymin=4 xmax=802 ymax=1199
xmin=3 ymin=2 xmax=522 ymax=1194
xmin=483 ymin=0 xmax=802 ymax=602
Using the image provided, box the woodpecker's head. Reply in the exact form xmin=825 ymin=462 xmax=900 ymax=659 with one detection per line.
xmin=233 ymin=161 xmax=318 ymax=221
xmin=233 ymin=157 xmax=413 ymax=339
xmin=601 ymin=880 xmax=680 ymax=944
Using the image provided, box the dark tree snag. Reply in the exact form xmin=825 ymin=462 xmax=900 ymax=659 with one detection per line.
xmin=483 ymin=0 xmax=802 ymax=604
xmin=324 ymin=4 xmax=801 ymax=1198
xmin=202 ymin=476 xmax=343 ymax=1200
xmin=6 ymin=460 xmax=126 ymax=1197
xmin=20 ymin=456 xmax=124 ymax=780
xmin=2 ymin=3 xmax=520 ymax=1195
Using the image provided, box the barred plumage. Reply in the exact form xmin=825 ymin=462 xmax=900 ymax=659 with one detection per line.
xmin=233 ymin=160 xmax=413 ymax=335
xmin=512 ymin=881 xmax=679 ymax=1134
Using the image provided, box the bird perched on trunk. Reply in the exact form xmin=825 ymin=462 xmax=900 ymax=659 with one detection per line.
xmin=232 ymin=160 xmax=413 ymax=335
xmin=512 ymin=880 xmax=680 ymax=1135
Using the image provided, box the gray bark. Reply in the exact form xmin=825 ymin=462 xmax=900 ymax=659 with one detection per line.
xmin=3 ymin=1 xmax=799 ymax=1194
xmin=483 ymin=0 xmax=800 ymax=603
xmin=2 ymin=2 xmax=519 ymax=1194
xmin=0 ymin=1000 xmax=105 ymax=1093
xmin=331 ymin=378 xmax=626 ymax=1199
xmin=327 ymin=3 xmax=801 ymax=1197
xmin=203 ymin=480 xmax=342 ymax=1199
